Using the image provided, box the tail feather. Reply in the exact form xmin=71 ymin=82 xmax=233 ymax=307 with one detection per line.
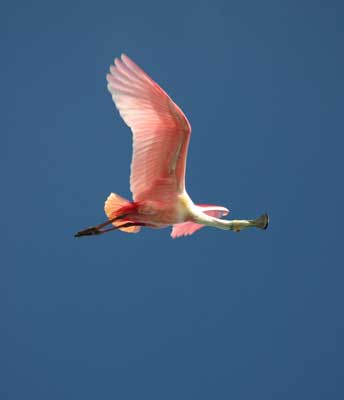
xmin=104 ymin=193 xmax=140 ymax=233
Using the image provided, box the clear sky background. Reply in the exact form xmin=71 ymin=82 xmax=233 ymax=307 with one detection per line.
xmin=2 ymin=0 xmax=343 ymax=399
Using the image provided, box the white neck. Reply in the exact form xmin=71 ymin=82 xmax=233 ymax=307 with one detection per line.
xmin=180 ymin=192 xmax=262 ymax=232
xmin=192 ymin=209 xmax=253 ymax=232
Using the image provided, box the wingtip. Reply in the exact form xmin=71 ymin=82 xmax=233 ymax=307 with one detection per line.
xmin=121 ymin=53 xmax=129 ymax=62
xmin=114 ymin=57 xmax=122 ymax=68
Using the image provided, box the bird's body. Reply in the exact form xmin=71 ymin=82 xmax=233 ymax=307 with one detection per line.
xmin=75 ymin=54 xmax=268 ymax=239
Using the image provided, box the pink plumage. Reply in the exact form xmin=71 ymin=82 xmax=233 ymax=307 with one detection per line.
xmin=107 ymin=54 xmax=191 ymax=202
xmin=74 ymin=54 xmax=269 ymax=239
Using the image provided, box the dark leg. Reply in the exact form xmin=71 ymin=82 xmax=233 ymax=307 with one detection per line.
xmin=74 ymin=221 xmax=147 ymax=237
xmin=74 ymin=214 xmax=129 ymax=237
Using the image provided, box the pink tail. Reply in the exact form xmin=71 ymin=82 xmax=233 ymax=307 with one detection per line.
xmin=104 ymin=193 xmax=141 ymax=233
xmin=171 ymin=204 xmax=229 ymax=238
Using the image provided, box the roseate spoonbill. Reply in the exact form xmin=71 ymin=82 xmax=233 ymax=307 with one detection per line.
xmin=75 ymin=54 xmax=269 ymax=239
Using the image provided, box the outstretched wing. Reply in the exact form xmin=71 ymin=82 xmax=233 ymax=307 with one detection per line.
xmin=106 ymin=54 xmax=191 ymax=202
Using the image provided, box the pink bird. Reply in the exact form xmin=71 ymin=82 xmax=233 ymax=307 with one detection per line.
xmin=75 ymin=54 xmax=268 ymax=239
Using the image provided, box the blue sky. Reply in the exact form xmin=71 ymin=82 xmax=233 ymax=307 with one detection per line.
xmin=2 ymin=1 xmax=343 ymax=399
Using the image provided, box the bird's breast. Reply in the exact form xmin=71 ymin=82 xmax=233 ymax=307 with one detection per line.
xmin=134 ymin=194 xmax=193 ymax=226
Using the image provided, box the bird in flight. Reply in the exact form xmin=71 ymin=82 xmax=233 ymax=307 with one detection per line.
xmin=75 ymin=54 xmax=268 ymax=239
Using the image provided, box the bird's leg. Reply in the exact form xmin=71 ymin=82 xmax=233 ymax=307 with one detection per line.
xmin=75 ymin=222 xmax=148 ymax=237
xmin=95 ymin=222 xmax=149 ymax=235
xmin=74 ymin=214 xmax=129 ymax=237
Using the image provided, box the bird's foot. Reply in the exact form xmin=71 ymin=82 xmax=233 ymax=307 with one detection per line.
xmin=74 ymin=226 xmax=102 ymax=237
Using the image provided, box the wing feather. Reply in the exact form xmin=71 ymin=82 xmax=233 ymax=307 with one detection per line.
xmin=107 ymin=54 xmax=191 ymax=201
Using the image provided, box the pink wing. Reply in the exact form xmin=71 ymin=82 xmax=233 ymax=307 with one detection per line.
xmin=106 ymin=54 xmax=191 ymax=202
xmin=171 ymin=221 xmax=205 ymax=238
xmin=171 ymin=205 xmax=229 ymax=238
